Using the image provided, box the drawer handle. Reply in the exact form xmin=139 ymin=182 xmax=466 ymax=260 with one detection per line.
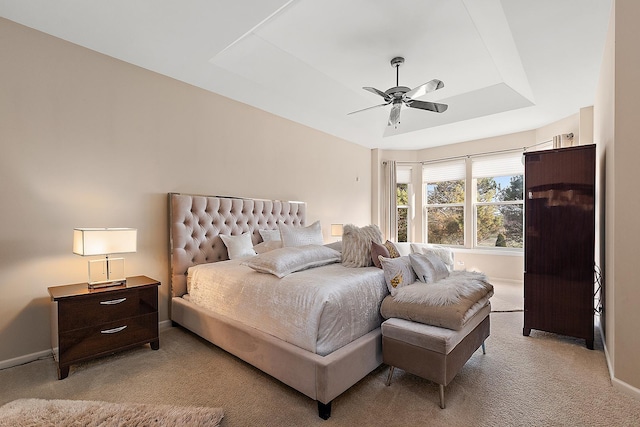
xmin=100 ymin=298 xmax=127 ymax=305
xmin=101 ymin=325 xmax=127 ymax=334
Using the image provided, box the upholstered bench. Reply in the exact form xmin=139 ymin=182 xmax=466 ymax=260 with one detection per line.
xmin=382 ymin=303 xmax=490 ymax=409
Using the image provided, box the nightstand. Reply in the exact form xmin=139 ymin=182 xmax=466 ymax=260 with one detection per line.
xmin=48 ymin=275 xmax=160 ymax=379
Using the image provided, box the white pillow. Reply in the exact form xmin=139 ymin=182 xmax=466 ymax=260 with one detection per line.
xmin=253 ymin=240 xmax=283 ymax=254
xmin=243 ymin=245 xmax=341 ymax=278
xmin=410 ymin=243 xmax=454 ymax=271
xmin=324 ymin=240 xmax=342 ymax=252
xmin=278 ymin=221 xmax=323 ymax=247
xmin=220 ymin=233 xmax=257 ymax=260
xmin=409 ymin=252 xmax=450 ymax=284
xmin=259 ymin=229 xmax=281 ymax=243
xmin=379 ymin=255 xmax=416 ymax=296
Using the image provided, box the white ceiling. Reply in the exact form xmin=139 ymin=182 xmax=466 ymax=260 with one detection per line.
xmin=0 ymin=0 xmax=612 ymax=150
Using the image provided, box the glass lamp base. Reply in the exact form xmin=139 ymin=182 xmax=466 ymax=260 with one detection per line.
xmin=88 ymin=279 xmax=126 ymax=289
xmin=88 ymin=257 xmax=126 ymax=288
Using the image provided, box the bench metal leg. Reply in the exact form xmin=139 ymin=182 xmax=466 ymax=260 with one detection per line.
xmin=439 ymin=384 xmax=445 ymax=409
xmin=482 ymin=341 xmax=486 ymax=354
xmin=386 ymin=366 xmax=395 ymax=386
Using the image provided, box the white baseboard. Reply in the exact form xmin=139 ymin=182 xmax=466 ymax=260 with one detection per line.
xmin=159 ymin=319 xmax=173 ymax=331
xmin=600 ymin=322 xmax=640 ymax=400
xmin=612 ymin=376 xmax=640 ymax=400
xmin=0 ymin=349 xmax=52 ymax=371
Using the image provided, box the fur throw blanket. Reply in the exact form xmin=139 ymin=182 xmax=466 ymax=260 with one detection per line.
xmin=393 ymin=270 xmax=491 ymax=306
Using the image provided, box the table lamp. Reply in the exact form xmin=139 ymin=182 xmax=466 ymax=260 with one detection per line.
xmin=73 ymin=228 xmax=137 ymax=288
xmin=331 ymin=224 xmax=343 ymax=239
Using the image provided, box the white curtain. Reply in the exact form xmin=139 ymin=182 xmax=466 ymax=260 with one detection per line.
xmin=384 ymin=161 xmax=397 ymax=241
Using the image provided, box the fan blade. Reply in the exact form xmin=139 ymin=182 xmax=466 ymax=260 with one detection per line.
xmin=406 ymin=99 xmax=448 ymax=113
xmin=363 ymin=87 xmax=392 ymax=102
xmin=347 ymin=101 xmax=391 ymax=115
xmin=405 ymin=79 xmax=444 ymax=100
xmin=388 ymin=102 xmax=402 ymax=127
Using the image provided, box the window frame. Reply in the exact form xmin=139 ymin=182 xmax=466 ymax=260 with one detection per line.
xmin=391 ymin=152 xmax=528 ymax=251
xmin=471 ymin=153 xmax=524 ymax=251
xmin=473 ymin=197 xmax=524 ymax=249
xmin=396 ymin=182 xmax=410 ymax=242
xmin=395 ymin=166 xmax=413 ymax=243
xmin=422 ymin=160 xmax=467 ymax=247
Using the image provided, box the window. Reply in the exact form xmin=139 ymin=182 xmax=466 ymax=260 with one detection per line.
xmin=423 ymin=160 xmax=465 ymax=246
xmin=472 ymin=154 xmax=524 ymax=248
xmin=396 ymin=166 xmax=411 ymax=242
xmin=396 ymin=183 xmax=409 ymax=242
xmin=392 ymin=152 xmax=525 ymax=250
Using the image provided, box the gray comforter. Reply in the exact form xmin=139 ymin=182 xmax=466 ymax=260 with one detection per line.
xmin=188 ymin=259 xmax=387 ymax=355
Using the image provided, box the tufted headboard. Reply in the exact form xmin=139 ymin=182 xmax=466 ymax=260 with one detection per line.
xmin=168 ymin=193 xmax=306 ymax=297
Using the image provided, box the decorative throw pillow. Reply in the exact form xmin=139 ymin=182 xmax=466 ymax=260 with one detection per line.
xmin=371 ymin=241 xmax=390 ymax=269
xmin=278 ymin=221 xmax=324 ymax=247
xmin=220 ymin=233 xmax=257 ymax=260
xmin=410 ymin=243 xmax=454 ymax=271
xmin=409 ymin=252 xmax=450 ymax=284
xmin=379 ymin=255 xmax=416 ymax=296
xmin=243 ymin=245 xmax=341 ymax=278
xmin=253 ymin=240 xmax=283 ymax=254
xmin=324 ymin=240 xmax=342 ymax=252
xmin=259 ymin=229 xmax=281 ymax=243
xmin=383 ymin=240 xmax=400 ymax=258
xmin=341 ymin=224 xmax=383 ymax=268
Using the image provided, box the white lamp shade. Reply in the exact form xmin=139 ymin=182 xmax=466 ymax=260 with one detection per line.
xmin=330 ymin=224 xmax=343 ymax=237
xmin=73 ymin=228 xmax=137 ymax=256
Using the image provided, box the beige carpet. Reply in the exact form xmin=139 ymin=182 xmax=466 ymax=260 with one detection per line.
xmin=1 ymin=312 xmax=639 ymax=426
xmin=490 ymin=279 xmax=524 ymax=312
xmin=0 ymin=398 xmax=223 ymax=426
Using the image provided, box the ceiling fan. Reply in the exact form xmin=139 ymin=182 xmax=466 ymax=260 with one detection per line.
xmin=348 ymin=57 xmax=448 ymax=128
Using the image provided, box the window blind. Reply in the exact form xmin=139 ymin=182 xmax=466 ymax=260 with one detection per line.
xmin=423 ymin=160 xmax=465 ymax=183
xmin=472 ymin=154 xmax=523 ymax=178
xmin=396 ymin=166 xmax=412 ymax=184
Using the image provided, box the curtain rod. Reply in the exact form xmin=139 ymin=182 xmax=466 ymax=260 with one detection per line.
xmin=383 ymin=138 xmax=559 ymax=166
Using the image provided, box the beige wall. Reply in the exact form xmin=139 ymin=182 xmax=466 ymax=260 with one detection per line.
xmin=594 ymin=0 xmax=616 ymax=370
xmin=0 ymin=18 xmax=372 ymax=364
xmin=594 ymin=0 xmax=640 ymax=394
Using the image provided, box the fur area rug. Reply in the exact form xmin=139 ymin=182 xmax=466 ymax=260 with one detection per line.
xmin=0 ymin=398 xmax=224 ymax=427
xmin=394 ymin=270 xmax=490 ymax=305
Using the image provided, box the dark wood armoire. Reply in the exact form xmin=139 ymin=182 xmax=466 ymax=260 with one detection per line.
xmin=523 ymin=144 xmax=595 ymax=349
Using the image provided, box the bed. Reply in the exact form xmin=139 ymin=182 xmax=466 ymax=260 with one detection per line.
xmin=168 ymin=193 xmax=386 ymax=419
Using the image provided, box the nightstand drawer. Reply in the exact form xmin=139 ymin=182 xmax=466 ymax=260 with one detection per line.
xmin=58 ymin=312 xmax=158 ymax=365
xmin=58 ymin=287 xmax=157 ymax=332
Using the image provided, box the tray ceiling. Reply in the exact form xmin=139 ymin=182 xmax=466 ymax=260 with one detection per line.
xmin=0 ymin=0 xmax=612 ymax=149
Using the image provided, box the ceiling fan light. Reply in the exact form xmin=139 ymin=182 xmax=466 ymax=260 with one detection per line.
xmin=388 ymin=102 xmax=402 ymax=128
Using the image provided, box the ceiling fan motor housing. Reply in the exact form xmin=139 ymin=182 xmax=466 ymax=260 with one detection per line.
xmin=385 ymin=86 xmax=411 ymax=98
xmin=390 ymin=57 xmax=405 ymax=68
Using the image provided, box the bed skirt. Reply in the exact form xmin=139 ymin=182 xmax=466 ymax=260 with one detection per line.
xmin=171 ymin=297 xmax=382 ymax=406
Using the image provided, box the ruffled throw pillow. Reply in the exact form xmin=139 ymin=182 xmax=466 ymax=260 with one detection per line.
xmin=341 ymin=224 xmax=383 ymax=268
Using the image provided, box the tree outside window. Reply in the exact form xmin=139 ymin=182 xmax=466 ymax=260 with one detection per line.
xmin=423 ymin=160 xmax=466 ymax=246
xmin=472 ymin=154 xmax=524 ymax=249
xmin=475 ymin=175 xmax=523 ymax=248
xmin=397 ymin=183 xmax=409 ymax=242
xmin=425 ymin=179 xmax=465 ymax=245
